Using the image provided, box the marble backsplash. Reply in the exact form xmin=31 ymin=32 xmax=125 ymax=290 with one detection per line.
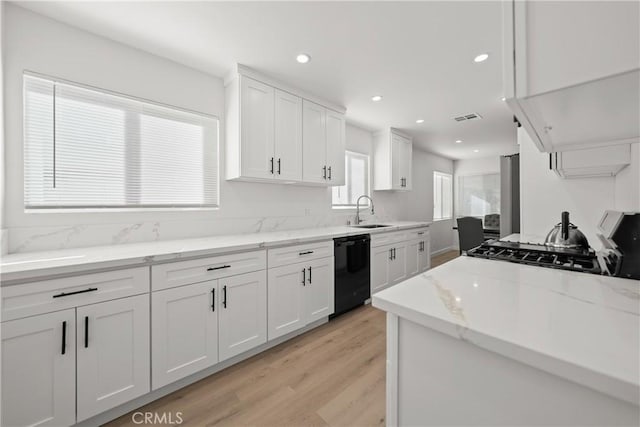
xmin=4 ymin=211 xmax=393 ymax=254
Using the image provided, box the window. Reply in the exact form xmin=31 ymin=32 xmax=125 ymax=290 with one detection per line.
xmin=332 ymin=151 xmax=369 ymax=208
xmin=23 ymin=74 xmax=219 ymax=209
xmin=457 ymin=173 xmax=500 ymax=217
xmin=433 ymin=171 xmax=453 ymax=220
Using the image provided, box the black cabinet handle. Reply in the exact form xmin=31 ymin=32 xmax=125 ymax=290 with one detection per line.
xmin=207 ymin=265 xmax=231 ymax=271
xmin=270 ymin=157 xmax=274 ymax=174
xmin=223 ymin=285 xmax=227 ymax=308
xmin=392 ymin=248 xmax=396 ymax=260
xmin=278 ymin=158 xmax=281 ymax=175
xmin=211 ymin=288 xmax=215 ymax=311
xmin=302 ymin=268 xmax=306 ymax=286
xmin=328 ymin=166 xmax=332 ymax=180
xmin=84 ymin=316 xmax=89 ymax=348
xmin=308 ymin=266 xmax=312 ymax=284
xmin=52 ymin=288 xmax=98 ymax=298
xmin=299 ymin=251 xmax=314 ymax=256
xmin=322 ymin=166 xmax=327 ymax=179
xmin=417 ymin=232 xmax=424 ymax=235
xmin=389 ymin=249 xmax=393 ymax=260
xmin=61 ymin=321 xmax=67 ymax=355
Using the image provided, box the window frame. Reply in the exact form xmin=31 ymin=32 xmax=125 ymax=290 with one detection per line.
xmin=22 ymin=72 xmax=220 ymax=212
xmin=332 ymin=150 xmax=370 ymax=209
xmin=433 ymin=170 xmax=453 ymax=221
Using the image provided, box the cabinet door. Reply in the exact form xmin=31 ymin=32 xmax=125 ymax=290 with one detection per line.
xmin=302 ymin=100 xmax=327 ymax=184
xmin=418 ymin=240 xmax=431 ymax=272
xmin=326 ymin=109 xmax=346 ymax=185
xmin=401 ymin=137 xmax=413 ymax=190
xmin=371 ymin=244 xmax=392 ymax=294
xmin=218 ymin=270 xmax=267 ymax=361
xmin=391 ymin=134 xmax=404 ymax=189
xmin=1 ymin=310 xmax=76 ymax=427
xmin=241 ymin=76 xmax=275 ymax=180
xmin=389 ymin=244 xmax=408 ymax=286
xmin=406 ymin=240 xmax=420 ymax=278
xmin=76 ymin=294 xmax=150 ymax=421
xmin=267 ymin=263 xmax=306 ymax=340
xmin=151 ymin=281 xmax=219 ymax=390
xmin=306 ymin=257 xmax=335 ymax=323
xmin=274 ymin=89 xmax=303 ymax=181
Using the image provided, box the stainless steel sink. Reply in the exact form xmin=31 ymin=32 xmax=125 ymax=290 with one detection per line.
xmin=351 ymin=224 xmax=392 ymax=229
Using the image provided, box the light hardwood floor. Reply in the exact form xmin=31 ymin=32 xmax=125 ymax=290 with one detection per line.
xmin=105 ymin=250 xmax=459 ymax=427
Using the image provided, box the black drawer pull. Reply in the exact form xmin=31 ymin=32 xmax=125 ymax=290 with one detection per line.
xmin=61 ymin=321 xmax=67 ymax=355
xmin=52 ymin=288 xmax=98 ymax=298
xmin=417 ymin=232 xmax=424 ymax=235
xmin=223 ymin=285 xmax=227 ymax=308
xmin=207 ymin=265 xmax=231 ymax=271
xmin=308 ymin=266 xmax=312 ymax=284
xmin=299 ymin=251 xmax=314 ymax=256
xmin=84 ymin=316 xmax=89 ymax=348
xmin=211 ymin=288 xmax=215 ymax=311
xmin=302 ymin=268 xmax=306 ymax=286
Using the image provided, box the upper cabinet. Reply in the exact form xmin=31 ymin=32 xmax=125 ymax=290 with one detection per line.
xmin=503 ymin=0 xmax=640 ymax=152
xmin=225 ymin=65 xmax=345 ymax=186
xmin=302 ymin=100 xmax=346 ymax=185
xmin=373 ymin=129 xmax=412 ymax=191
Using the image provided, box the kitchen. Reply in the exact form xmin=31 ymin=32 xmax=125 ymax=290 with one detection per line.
xmin=0 ymin=1 xmax=638 ymax=427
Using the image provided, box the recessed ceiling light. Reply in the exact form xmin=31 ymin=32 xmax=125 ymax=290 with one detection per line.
xmin=416 ymin=119 xmax=425 ymax=124
xmin=501 ymin=97 xmax=506 ymax=101
xmin=473 ymin=149 xmax=480 ymax=153
xmin=371 ymin=95 xmax=383 ymax=102
xmin=455 ymin=140 xmax=462 ymax=144
xmin=296 ymin=53 xmax=311 ymax=64
xmin=474 ymin=53 xmax=489 ymax=63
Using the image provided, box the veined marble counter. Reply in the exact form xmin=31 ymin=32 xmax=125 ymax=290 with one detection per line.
xmin=0 ymin=221 xmax=429 ymax=284
xmin=372 ymin=255 xmax=640 ymax=406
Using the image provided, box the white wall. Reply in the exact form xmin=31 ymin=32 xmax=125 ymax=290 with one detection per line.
xmin=519 ymin=128 xmax=639 ymax=249
xmin=0 ymin=1 xmax=6 ymax=255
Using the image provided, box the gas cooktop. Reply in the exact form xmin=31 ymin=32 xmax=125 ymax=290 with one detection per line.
xmin=466 ymin=240 xmax=602 ymax=275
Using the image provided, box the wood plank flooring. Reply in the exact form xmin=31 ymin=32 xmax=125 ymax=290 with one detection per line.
xmin=104 ymin=250 xmax=459 ymax=427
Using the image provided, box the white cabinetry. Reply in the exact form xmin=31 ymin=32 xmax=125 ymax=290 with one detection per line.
xmin=151 ymin=281 xmax=219 ymax=390
xmin=267 ymin=243 xmax=335 ymax=340
xmin=374 ymin=129 xmax=413 ymax=190
xmin=503 ymin=0 xmax=639 ymax=152
xmin=1 ymin=310 xmax=76 ymax=427
xmin=370 ymin=228 xmax=430 ymax=295
xmin=302 ymin=100 xmax=346 ymax=185
xmin=226 ymin=65 xmax=345 ymax=186
xmin=218 ymin=270 xmax=267 ymax=361
xmin=76 ymin=295 xmax=150 ymax=421
xmin=550 ymin=144 xmax=632 ymax=179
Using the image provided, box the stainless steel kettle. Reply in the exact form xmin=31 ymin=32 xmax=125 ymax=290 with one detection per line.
xmin=544 ymin=211 xmax=590 ymax=250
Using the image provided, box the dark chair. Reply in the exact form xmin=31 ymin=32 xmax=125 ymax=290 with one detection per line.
xmin=457 ymin=217 xmax=484 ymax=254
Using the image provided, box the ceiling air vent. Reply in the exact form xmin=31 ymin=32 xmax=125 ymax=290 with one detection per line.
xmin=453 ymin=112 xmax=483 ymax=122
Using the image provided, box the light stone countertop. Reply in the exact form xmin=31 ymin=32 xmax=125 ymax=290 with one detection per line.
xmin=372 ymin=255 xmax=640 ymax=406
xmin=0 ymin=221 xmax=430 ymax=284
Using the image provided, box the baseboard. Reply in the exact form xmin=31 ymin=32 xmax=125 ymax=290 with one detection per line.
xmin=431 ymin=246 xmax=456 ymax=257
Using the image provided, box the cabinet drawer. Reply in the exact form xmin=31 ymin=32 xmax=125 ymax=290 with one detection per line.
xmin=152 ymin=250 xmax=266 ymax=291
xmin=267 ymin=241 xmax=333 ymax=269
xmin=1 ymin=267 xmax=149 ymax=322
xmin=405 ymin=227 xmax=430 ymax=241
xmin=371 ymin=231 xmax=408 ymax=248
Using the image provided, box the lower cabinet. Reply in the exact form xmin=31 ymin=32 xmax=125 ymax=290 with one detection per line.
xmin=389 ymin=244 xmax=407 ymax=286
xmin=371 ymin=245 xmax=393 ymax=293
xmin=151 ymin=281 xmax=219 ymax=390
xmin=218 ymin=270 xmax=268 ymax=361
xmin=1 ymin=309 xmax=76 ymax=427
xmin=77 ymin=295 xmax=150 ymax=421
xmin=267 ymin=256 xmax=334 ymax=340
xmin=1 ymin=294 xmax=150 ymax=426
xmin=407 ymin=239 xmax=431 ymax=277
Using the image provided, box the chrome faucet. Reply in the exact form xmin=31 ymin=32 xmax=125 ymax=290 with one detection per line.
xmin=355 ymin=195 xmax=375 ymax=224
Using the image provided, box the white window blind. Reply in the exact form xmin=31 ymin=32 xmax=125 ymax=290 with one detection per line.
xmin=332 ymin=151 xmax=369 ymax=207
xmin=23 ymin=74 xmax=219 ymax=209
xmin=433 ymin=171 xmax=452 ymax=220
xmin=457 ymin=173 xmax=500 ymax=217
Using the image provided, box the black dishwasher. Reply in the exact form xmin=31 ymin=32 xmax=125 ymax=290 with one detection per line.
xmin=332 ymin=234 xmax=371 ymax=318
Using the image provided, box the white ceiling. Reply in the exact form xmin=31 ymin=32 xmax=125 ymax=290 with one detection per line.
xmin=16 ymin=1 xmax=519 ymax=160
